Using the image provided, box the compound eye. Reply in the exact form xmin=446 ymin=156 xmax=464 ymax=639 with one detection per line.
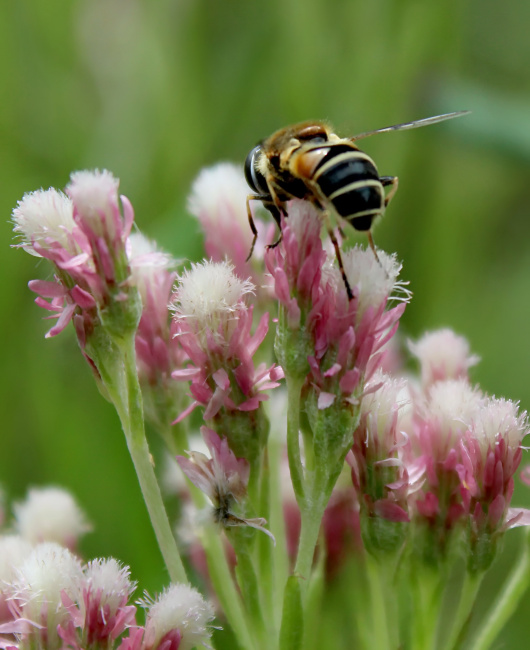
xmin=244 ymin=145 xmax=269 ymax=195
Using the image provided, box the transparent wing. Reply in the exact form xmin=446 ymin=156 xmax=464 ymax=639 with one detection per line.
xmin=350 ymin=111 xmax=471 ymax=142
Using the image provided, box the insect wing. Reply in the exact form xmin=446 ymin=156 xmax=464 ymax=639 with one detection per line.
xmin=350 ymin=111 xmax=470 ymax=142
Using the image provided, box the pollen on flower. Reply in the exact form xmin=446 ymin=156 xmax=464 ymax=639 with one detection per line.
xmin=141 ymin=583 xmax=215 ymax=650
xmin=11 ymin=188 xmax=75 ymax=255
xmin=471 ymin=397 xmax=529 ymax=451
xmin=172 ymin=260 xmax=254 ymax=325
xmin=14 ymin=486 xmax=91 ymax=549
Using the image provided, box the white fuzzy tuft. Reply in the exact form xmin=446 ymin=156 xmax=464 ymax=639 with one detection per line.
xmin=81 ymin=558 xmax=136 ymax=610
xmin=341 ymin=247 xmax=406 ymax=317
xmin=409 ymin=329 xmax=479 ymax=386
xmin=173 ymin=260 xmax=254 ymax=324
xmin=142 ymin=583 xmax=215 ymax=650
xmin=187 ymin=163 xmax=249 ymax=228
xmin=12 ymin=188 xmax=75 ymax=255
xmin=472 ymin=398 xmax=528 ymax=451
xmin=14 ymin=486 xmax=91 ymax=548
xmin=426 ymin=378 xmax=483 ymax=444
xmin=8 ymin=542 xmax=83 ymax=622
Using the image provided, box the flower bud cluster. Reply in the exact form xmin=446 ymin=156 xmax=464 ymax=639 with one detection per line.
xmin=0 ymin=544 xmax=214 ymax=650
xmin=265 ymin=202 xmax=409 ymax=409
xmin=348 ymin=329 xmax=530 ymax=568
xmin=12 ymin=171 xmax=138 ymax=342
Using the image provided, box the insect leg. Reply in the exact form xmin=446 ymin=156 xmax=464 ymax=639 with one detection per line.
xmin=246 ymin=194 xmax=264 ymax=262
xmin=380 ymin=176 xmax=399 ymax=208
xmin=323 ymin=211 xmax=354 ymax=301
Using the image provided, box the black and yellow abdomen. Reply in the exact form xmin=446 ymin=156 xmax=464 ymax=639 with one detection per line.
xmin=311 ymin=144 xmax=385 ymax=231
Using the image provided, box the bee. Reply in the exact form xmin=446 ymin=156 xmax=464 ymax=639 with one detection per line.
xmin=244 ymin=111 xmax=469 ymax=299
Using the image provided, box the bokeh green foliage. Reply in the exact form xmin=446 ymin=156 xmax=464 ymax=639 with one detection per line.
xmin=1 ymin=0 xmax=530 ymax=646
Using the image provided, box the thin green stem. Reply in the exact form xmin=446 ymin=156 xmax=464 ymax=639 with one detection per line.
xmin=111 ymin=334 xmax=188 ymax=584
xmin=286 ymin=374 xmax=305 ymax=505
xmin=365 ymin=556 xmax=392 ymax=650
xmin=468 ymin=530 xmax=530 ymax=650
xmin=201 ymin=530 xmax=257 ymax=650
xmin=442 ymin=571 xmax=484 ymax=650
xmin=293 ymin=474 xmax=327 ymax=584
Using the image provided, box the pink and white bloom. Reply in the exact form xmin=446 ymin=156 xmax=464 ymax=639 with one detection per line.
xmin=12 ymin=170 xmax=136 ymax=342
xmin=129 ymin=233 xmax=183 ymax=384
xmin=188 ymin=163 xmax=271 ymax=292
xmin=349 ymin=372 xmax=412 ymax=523
xmin=408 ymin=328 xmax=479 ymax=388
xmin=134 ymin=584 xmax=215 ymax=650
xmin=5 ymin=543 xmax=83 ymax=650
xmin=170 ymin=260 xmax=283 ymax=422
xmin=266 ymin=201 xmax=409 ymax=409
xmin=58 ymin=558 xmax=137 ymax=650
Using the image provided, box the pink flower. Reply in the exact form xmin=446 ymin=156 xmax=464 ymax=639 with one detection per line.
xmin=187 ymin=163 xmax=272 ymax=294
xmin=349 ymin=372 xmax=411 ymax=523
xmin=457 ymin=397 xmax=529 ymax=533
xmin=408 ymin=329 xmax=480 ymax=388
xmin=58 ymin=559 xmax=137 ymax=650
xmin=265 ymin=201 xmax=409 ymax=408
xmin=170 ymin=260 xmax=283 ymax=423
xmin=12 ymin=170 xmax=138 ymax=343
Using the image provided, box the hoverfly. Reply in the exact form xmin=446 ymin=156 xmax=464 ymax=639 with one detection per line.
xmin=244 ymin=111 xmax=469 ymax=299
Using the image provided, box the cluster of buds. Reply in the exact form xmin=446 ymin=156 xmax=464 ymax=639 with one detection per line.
xmin=346 ymin=328 xmax=530 ymax=570
xmin=170 ymin=260 xmax=283 ymax=460
xmin=0 ymin=543 xmax=214 ymax=650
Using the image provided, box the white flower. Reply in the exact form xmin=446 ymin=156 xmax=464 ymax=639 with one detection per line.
xmin=141 ymin=583 xmax=215 ymax=650
xmin=8 ymin=542 xmax=83 ymax=644
xmin=408 ymin=328 xmax=479 ymax=387
xmin=11 ymin=188 xmax=76 ymax=256
xmin=172 ymin=260 xmax=254 ymax=343
xmin=14 ymin=486 xmax=91 ymax=548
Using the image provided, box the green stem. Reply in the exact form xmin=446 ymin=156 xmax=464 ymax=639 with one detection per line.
xmin=468 ymin=530 xmax=530 ymax=650
xmin=442 ymin=571 xmax=484 ymax=650
xmin=286 ymin=374 xmax=305 ymax=505
xmin=293 ymin=475 xmax=327 ymax=584
xmin=115 ymin=335 xmax=188 ymax=584
xmin=410 ymin=567 xmax=443 ymax=650
xmin=365 ymin=556 xmax=392 ymax=650
xmin=201 ymin=530 xmax=257 ymax=650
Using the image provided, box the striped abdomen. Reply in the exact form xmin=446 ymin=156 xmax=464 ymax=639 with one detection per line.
xmin=311 ymin=144 xmax=384 ymax=231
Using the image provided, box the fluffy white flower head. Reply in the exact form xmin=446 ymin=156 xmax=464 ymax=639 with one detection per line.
xmin=67 ymin=169 xmax=120 ymax=236
xmin=471 ymin=397 xmax=528 ymax=452
xmin=340 ymin=247 xmax=408 ymax=319
xmin=172 ymin=260 xmax=254 ymax=335
xmin=425 ymin=378 xmax=483 ymax=446
xmin=81 ymin=558 xmax=136 ymax=611
xmin=9 ymin=542 xmax=83 ymax=622
xmin=409 ymin=328 xmax=480 ymax=387
xmin=14 ymin=486 xmax=91 ymax=548
xmin=187 ymin=163 xmax=250 ymax=230
xmin=12 ymin=188 xmax=76 ymax=256
xmin=142 ymin=583 xmax=215 ymax=650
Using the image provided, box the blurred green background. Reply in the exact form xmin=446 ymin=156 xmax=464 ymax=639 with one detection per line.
xmin=1 ymin=0 xmax=530 ymax=645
